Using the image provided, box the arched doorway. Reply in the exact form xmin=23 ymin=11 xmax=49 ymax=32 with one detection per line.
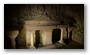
xmin=52 ymin=29 xmax=61 ymax=44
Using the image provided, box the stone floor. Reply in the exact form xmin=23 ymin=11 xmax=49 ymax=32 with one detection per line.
xmin=61 ymin=41 xmax=84 ymax=49
xmin=37 ymin=41 xmax=84 ymax=49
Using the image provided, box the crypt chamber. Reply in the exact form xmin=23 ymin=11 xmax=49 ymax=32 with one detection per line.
xmin=4 ymin=4 xmax=84 ymax=49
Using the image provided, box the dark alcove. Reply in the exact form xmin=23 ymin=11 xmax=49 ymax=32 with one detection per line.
xmin=4 ymin=36 xmax=12 ymax=49
xmin=52 ymin=29 xmax=61 ymax=44
xmin=69 ymin=31 xmax=72 ymax=41
xmin=35 ymin=30 xmax=41 ymax=48
xmin=15 ymin=37 xmax=18 ymax=49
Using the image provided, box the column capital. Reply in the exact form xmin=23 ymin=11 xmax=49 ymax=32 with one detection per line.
xmin=9 ymin=35 xmax=18 ymax=40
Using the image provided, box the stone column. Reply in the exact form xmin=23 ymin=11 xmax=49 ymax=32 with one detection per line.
xmin=44 ymin=29 xmax=52 ymax=45
xmin=41 ymin=30 xmax=46 ymax=46
xmin=8 ymin=30 xmax=19 ymax=49
xmin=63 ymin=28 xmax=67 ymax=40
xmin=59 ymin=28 xmax=66 ymax=45
xmin=30 ymin=31 xmax=36 ymax=49
xmin=12 ymin=41 xmax=15 ymax=48
xmin=9 ymin=35 xmax=18 ymax=49
xmin=11 ymin=37 xmax=16 ymax=49
xmin=26 ymin=30 xmax=30 ymax=48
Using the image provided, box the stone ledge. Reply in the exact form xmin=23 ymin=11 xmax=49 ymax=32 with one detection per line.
xmin=24 ymin=20 xmax=61 ymax=25
xmin=25 ymin=25 xmax=70 ymax=30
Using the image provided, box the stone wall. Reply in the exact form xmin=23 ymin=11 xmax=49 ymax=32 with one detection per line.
xmin=19 ymin=4 xmax=61 ymax=21
xmin=4 ymin=4 xmax=84 ymax=47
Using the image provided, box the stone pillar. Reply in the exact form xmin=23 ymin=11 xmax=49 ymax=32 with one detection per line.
xmin=59 ymin=28 xmax=66 ymax=45
xmin=63 ymin=28 xmax=67 ymax=40
xmin=9 ymin=35 xmax=18 ymax=49
xmin=8 ymin=30 xmax=19 ymax=49
xmin=41 ymin=30 xmax=46 ymax=46
xmin=30 ymin=31 xmax=36 ymax=49
xmin=44 ymin=29 xmax=52 ymax=45
xmin=26 ymin=30 xmax=30 ymax=48
xmin=12 ymin=39 xmax=15 ymax=48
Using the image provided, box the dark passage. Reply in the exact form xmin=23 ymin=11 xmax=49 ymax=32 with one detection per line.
xmin=35 ymin=30 xmax=40 ymax=48
xmin=52 ymin=29 xmax=61 ymax=44
xmin=69 ymin=31 xmax=72 ymax=41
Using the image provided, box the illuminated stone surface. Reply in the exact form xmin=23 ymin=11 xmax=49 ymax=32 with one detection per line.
xmin=24 ymin=20 xmax=70 ymax=48
xmin=59 ymin=28 xmax=66 ymax=45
